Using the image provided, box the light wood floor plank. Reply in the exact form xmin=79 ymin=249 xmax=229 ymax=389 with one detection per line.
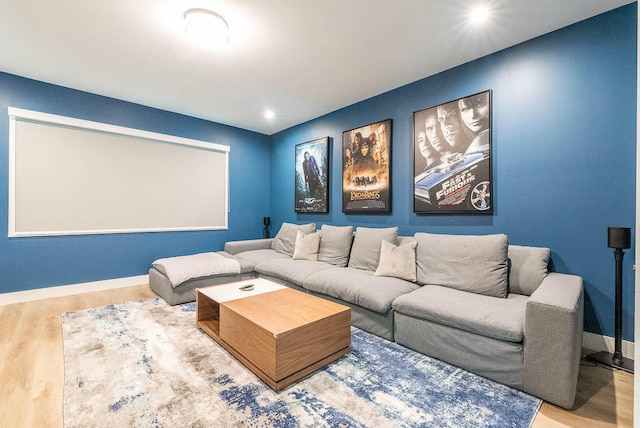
xmin=0 ymin=284 xmax=633 ymax=427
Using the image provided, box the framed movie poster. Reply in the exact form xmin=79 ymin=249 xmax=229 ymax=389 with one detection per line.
xmin=295 ymin=137 xmax=329 ymax=213
xmin=342 ymin=119 xmax=392 ymax=213
xmin=413 ymin=90 xmax=492 ymax=214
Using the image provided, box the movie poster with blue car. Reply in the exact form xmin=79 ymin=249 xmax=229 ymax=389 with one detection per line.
xmin=295 ymin=137 xmax=329 ymax=213
xmin=342 ymin=119 xmax=392 ymax=213
xmin=413 ymin=90 xmax=492 ymax=214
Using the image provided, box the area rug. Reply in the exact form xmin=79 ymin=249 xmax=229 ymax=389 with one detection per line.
xmin=62 ymin=297 xmax=540 ymax=427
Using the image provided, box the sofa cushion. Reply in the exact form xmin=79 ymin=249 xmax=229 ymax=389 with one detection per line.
xmin=292 ymin=231 xmax=321 ymax=261
xmin=303 ymin=267 xmax=419 ymax=313
xmin=318 ymin=224 xmax=354 ymax=266
xmin=218 ymin=251 xmax=256 ymax=274
xmin=374 ymin=240 xmax=417 ymax=282
xmin=271 ymin=222 xmax=317 ymax=256
xmin=508 ymin=245 xmax=550 ymax=296
xmin=234 ymin=249 xmax=289 ymax=265
xmin=393 ymin=285 xmax=528 ymax=342
xmin=254 ymin=258 xmax=334 ymax=287
xmin=415 ymin=232 xmax=509 ymax=298
xmin=348 ymin=226 xmax=399 ymax=271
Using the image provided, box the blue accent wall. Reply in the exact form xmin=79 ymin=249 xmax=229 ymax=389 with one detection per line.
xmin=269 ymin=5 xmax=637 ymax=340
xmin=0 ymin=73 xmax=271 ymax=293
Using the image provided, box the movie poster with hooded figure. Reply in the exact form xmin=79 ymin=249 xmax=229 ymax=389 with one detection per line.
xmin=295 ymin=137 xmax=329 ymax=213
xmin=342 ymin=119 xmax=392 ymax=213
xmin=413 ymin=90 xmax=492 ymax=214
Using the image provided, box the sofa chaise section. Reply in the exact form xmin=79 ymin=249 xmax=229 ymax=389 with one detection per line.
xmin=149 ymin=252 xmax=256 ymax=306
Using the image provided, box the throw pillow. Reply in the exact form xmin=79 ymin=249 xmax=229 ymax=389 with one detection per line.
xmin=507 ymin=245 xmax=550 ymax=295
xmin=318 ymin=224 xmax=354 ymax=266
xmin=415 ymin=232 xmax=509 ymax=298
xmin=348 ymin=226 xmax=399 ymax=271
xmin=271 ymin=222 xmax=316 ymax=256
xmin=292 ymin=231 xmax=321 ymax=261
xmin=374 ymin=240 xmax=417 ymax=282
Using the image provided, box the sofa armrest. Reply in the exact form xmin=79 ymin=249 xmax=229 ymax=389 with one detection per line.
xmin=523 ymin=272 xmax=583 ymax=409
xmin=224 ymin=238 xmax=274 ymax=255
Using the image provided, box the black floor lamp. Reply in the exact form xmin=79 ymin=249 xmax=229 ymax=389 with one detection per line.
xmin=588 ymin=227 xmax=634 ymax=373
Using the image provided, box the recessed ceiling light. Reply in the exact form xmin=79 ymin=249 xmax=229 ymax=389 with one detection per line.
xmin=264 ymin=110 xmax=275 ymax=120
xmin=184 ymin=8 xmax=229 ymax=47
xmin=469 ymin=4 xmax=490 ymax=24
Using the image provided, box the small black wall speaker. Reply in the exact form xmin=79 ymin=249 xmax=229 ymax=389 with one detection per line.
xmin=608 ymin=227 xmax=631 ymax=250
xmin=263 ymin=217 xmax=271 ymax=227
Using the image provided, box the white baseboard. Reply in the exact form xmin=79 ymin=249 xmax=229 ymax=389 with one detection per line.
xmin=583 ymin=331 xmax=635 ymax=359
xmin=0 ymin=275 xmax=149 ymax=306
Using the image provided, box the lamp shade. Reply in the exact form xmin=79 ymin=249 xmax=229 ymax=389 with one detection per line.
xmin=608 ymin=227 xmax=631 ymax=249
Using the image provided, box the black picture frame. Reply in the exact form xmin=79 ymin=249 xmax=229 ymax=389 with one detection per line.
xmin=295 ymin=137 xmax=329 ymax=213
xmin=413 ymin=90 xmax=492 ymax=214
xmin=342 ymin=119 xmax=392 ymax=213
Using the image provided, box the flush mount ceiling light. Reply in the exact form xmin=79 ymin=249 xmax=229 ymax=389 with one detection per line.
xmin=469 ymin=4 xmax=490 ymax=24
xmin=184 ymin=8 xmax=229 ymax=47
xmin=264 ymin=109 xmax=275 ymax=120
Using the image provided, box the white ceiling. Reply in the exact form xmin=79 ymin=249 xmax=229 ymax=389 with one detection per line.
xmin=0 ymin=0 xmax=634 ymax=135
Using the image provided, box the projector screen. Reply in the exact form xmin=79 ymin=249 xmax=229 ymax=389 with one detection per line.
xmin=8 ymin=107 xmax=230 ymax=237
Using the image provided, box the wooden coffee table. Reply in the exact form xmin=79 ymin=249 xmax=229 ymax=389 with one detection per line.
xmin=196 ymin=278 xmax=351 ymax=391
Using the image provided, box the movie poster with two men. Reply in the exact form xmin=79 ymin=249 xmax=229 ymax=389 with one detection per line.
xmin=342 ymin=119 xmax=392 ymax=213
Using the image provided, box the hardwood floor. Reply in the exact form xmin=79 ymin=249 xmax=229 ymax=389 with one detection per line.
xmin=0 ymin=284 xmax=633 ymax=427
xmin=533 ymin=360 xmax=633 ymax=427
xmin=0 ymin=284 xmax=156 ymax=428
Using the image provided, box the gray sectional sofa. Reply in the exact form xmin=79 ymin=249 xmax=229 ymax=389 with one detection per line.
xmin=149 ymin=222 xmax=584 ymax=410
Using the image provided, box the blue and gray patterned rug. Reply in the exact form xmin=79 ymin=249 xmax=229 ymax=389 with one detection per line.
xmin=62 ymin=297 xmax=540 ymax=427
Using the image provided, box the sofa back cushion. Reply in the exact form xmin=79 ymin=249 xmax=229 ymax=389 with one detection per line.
xmin=318 ymin=224 xmax=354 ymax=266
xmin=348 ymin=226 xmax=399 ymax=271
xmin=508 ymin=245 xmax=550 ymax=295
xmin=396 ymin=236 xmax=415 ymax=246
xmin=271 ymin=222 xmax=316 ymax=256
xmin=415 ymin=232 xmax=509 ymax=298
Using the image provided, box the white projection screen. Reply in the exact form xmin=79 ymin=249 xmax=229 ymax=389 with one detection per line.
xmin=8 ymin=107 xmax=230 ymax=237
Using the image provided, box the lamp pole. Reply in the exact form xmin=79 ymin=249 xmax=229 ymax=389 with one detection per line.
xmin=587 ymin=227 xmax=633 ymax=373
xmin=612 ymin=247 xmax=624 ymax=367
